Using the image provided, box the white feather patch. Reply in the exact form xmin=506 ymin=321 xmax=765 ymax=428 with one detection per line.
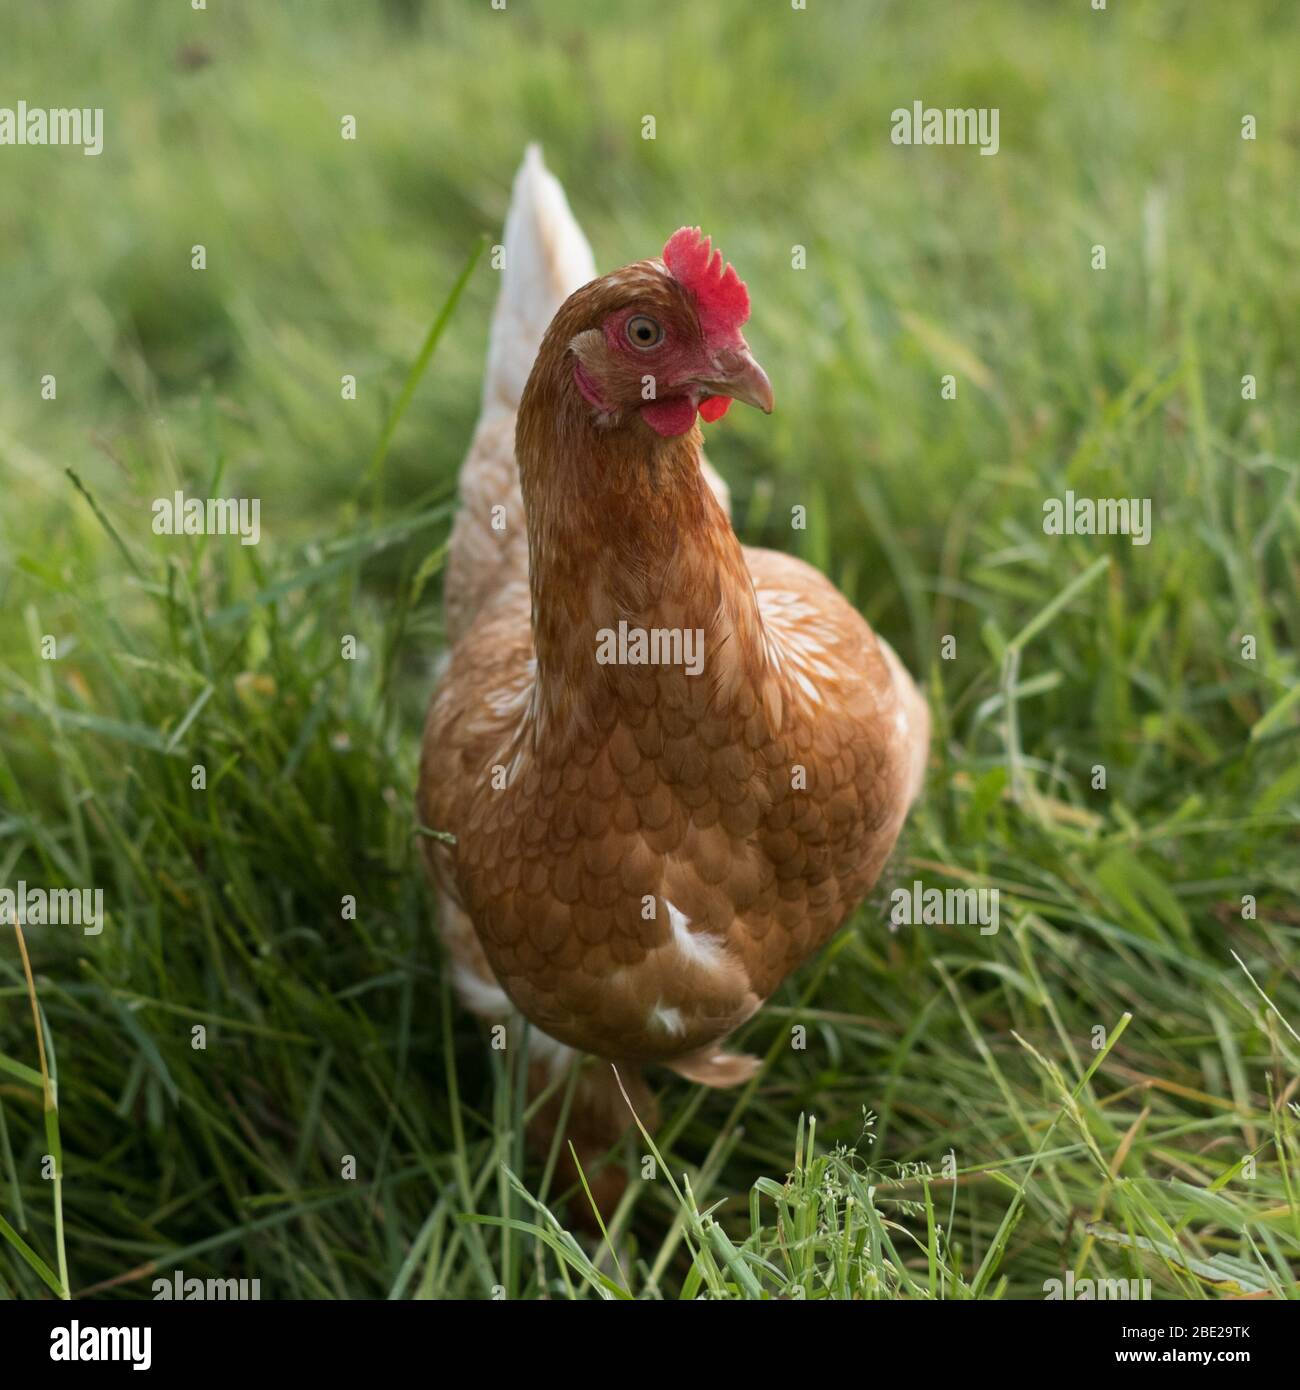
xmin=650 ymin=1003 xmax=686 ymax=1037
xmin=665 ymin=899 xmax=725 ymax=970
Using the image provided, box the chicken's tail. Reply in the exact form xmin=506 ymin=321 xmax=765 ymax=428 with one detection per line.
xmin=479 ymin=143 xmax=596 ymax=423
xmin=442 ymin=146 xmax=596 ymax=643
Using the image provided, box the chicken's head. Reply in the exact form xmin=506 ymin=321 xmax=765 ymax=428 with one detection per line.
xmin=565 ymin=227 xmax=773 ymax=438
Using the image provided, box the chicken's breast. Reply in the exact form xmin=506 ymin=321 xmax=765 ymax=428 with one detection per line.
xmin=418 ymin=541 xmax=926 ymax=1070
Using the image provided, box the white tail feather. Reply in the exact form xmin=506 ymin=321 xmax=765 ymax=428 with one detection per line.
xmin=481 ymin=144 xmax=596 ymax=421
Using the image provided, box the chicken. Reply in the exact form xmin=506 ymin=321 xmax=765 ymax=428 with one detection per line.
xmin=419 ymin=146 xmax=928 ymax=1198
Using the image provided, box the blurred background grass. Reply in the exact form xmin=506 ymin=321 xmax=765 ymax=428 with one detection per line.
xmin=0 ymin=0 xmax=1297 ymax=1299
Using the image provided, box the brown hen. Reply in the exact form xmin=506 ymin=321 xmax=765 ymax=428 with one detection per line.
xmin=419 ymin=147 xmax=927 ymax=1199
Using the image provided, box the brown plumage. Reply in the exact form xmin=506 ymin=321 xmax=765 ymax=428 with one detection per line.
xmin=418 ymin=148 xmax=927 ymax=1198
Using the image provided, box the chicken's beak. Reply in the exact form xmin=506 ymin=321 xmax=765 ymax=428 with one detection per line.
xmin=693 ymin=346 xmax=775 ymax=414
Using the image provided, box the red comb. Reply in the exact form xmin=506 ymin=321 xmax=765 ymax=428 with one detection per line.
xmin=663 ymin=226 xmax=750 ymax=339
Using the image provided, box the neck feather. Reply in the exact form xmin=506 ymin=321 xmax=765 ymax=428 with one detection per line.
xmin=516 ymin=342 xmax=766 ymax=736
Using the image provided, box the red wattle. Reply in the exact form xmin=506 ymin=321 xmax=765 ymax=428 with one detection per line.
xmin=639 ymin=396 xmax=699 ymax=437
xmin=698 ymin=395 xmax=732 ymax=423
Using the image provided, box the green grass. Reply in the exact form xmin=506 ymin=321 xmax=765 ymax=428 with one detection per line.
xmin=1 ymin=0 xmax=1297 ymax=1299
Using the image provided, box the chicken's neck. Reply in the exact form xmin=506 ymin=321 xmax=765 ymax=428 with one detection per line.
xmin=517 ymin=381 xmax=768 ymax=740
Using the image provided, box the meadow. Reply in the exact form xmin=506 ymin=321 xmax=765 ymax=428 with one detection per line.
xmin=0 ymin=0 xmax=1297 ymax=1299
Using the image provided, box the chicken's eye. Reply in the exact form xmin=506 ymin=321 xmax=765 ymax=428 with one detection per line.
xmin=626 ymin=315 xmax=664 ymax=349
